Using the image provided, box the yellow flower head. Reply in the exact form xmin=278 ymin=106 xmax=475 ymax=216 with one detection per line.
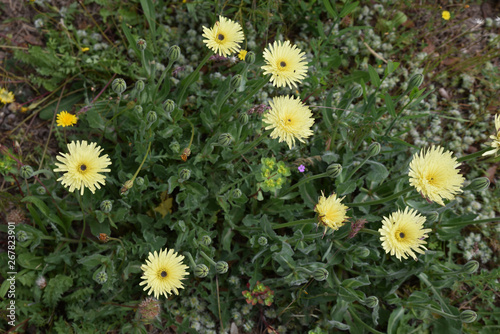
xmin=238 ymin=50 xmax=248 ymax=61
xmin=263 ymin=95 xmax=314 ymax=149
xmin=379 ymin=207 xmax=432 ymax=261
xmin=314 ymin=191 xmax=349 ymax=234
xmin=202 ymin=16 xmax=244 ymax=57
xmin=261 ymin=40 xmax=308 ymax=89
xmin=442 ymin=11 xmax=451 ymax=20
xmin=482 ymin=114 xmax=500 ymax=157
xmin=53 ymin=140 xmax=111 ymax=195
xmin=140 ymin=248 xmax=189 ymax=299
xmin=0 ymin=88 xmax=15 ymax=104
xmin=56 ymin=111 xmax=78 ymax=127
xmin=408 ymin=145 xmax=464 ymax=206
xmin=81 ymin=47 xmax=90 ymax=52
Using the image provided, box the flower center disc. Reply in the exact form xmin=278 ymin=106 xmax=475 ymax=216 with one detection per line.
xmin=399 ymin=232 xmax=405 ymax=238
xmin=161 ymin=271 xmax=167 ymax=278
xmin=280 ymin=61 xmax=286 ymax=68
xmin=80 ymin=164 xmax=87 ymax=171
xmin=218 ymin=34 xmax=224 ymax=41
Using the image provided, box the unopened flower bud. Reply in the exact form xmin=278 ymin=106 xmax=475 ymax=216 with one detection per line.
xmin=98 ymin=233 xmax=110 ymax=243
xmin=326 ymin=163 xmax=342 ymax=178
xmin=135 ymin=177 xmax=144 ymax=186
xmin=462 ymin=260 xmax=479 ymax=274
xmin=350 ymin=84 xmax=363 ymax=98
xmin=181 ymin=148 xmax=191 ymax=162
xmin=112 ymin=78 xmax=127 ymax=95
xmin=100 ymin=200 xmax=113 ymax=213
xmin=231 ymin=188 xmax=242 ymax=199
xmin=163 ymin=99 xmax=176 ymax=113
xmin=170 ymin=140 xmax=180 ymax=153
xmin=393 ymin=11 xmax=408 ymax=27
xmin=134 ymin=105 xmax=143 ymax=114
xmin=195 ymin=264 xmax=209 ymax=278
xmin=16 ymin=230 xmax=29 ymax=242
xmin=216 ymin=261 xmax=229 ymax=274
xmin=353 ymin=246 xmax=370 ymax=258
xmin=147 ymin=111 xmax=157 ymax=124
xmin=167 ymin=45 xmax=181 ymax=62
xmin=408 ymin=73 xmax=424 ymax=91
xmin=20 ymin=165 xmax=34 ymax=179
xmin=258 ymin=236 xmax=268 ymax=246
xmin=218 ymin=133 xmax=233 ymax=147
xmin=136 ymin=38 xmax=147 ymax=51
xmin=460 ymin=310 xmax=477 ymax=323
xmin=179 ymin=168 xmax=191 ymax=181
xmin=135 ymin=80 xmax=145 ymax=93
xmin=139 ymin=297 xmax=161 ymax=321
xmin=121 ymin=180 xmax=134 ymax=194
xmin=426 ymin=211 xmax=439 ymax=223
xmin=36 ymin=276 xmax=47 ymax=289
xmin=93 ymin=271 xmax=108 ymax=284
xmin=362 ymin=296 xmax=379 ymax=308
xmin=238 ymin=112 xmax=249 ymax=125
xmin=312 ymin=268 xmax=329 ymax=281
xmin=200 ymin=235 xmax=212 ymax=246
xmin=368 ymin=142 xmax=381 ymax=157
xmin=245 ymin=51 xmax=255 ymax=64
xmin=36 ymin=186 xmax=46 ymax=195
xmin=230 ymin=74 xmax=243 ymax=89
xmin=466 ymin=177 xmax=490 ymax=192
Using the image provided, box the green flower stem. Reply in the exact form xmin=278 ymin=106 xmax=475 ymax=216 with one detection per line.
xmin=199 ymin=251 xmax=217 ymax=267
xmin=440 ymin=217 xmax=499 ymax=228
xmin=40 ymin=236 xmax=81 ymax=243
xmin=279 ymin=172 xmax=329 ymax=198
xmin=345 ymin=186 xmax=413 ymax=207
xmin=224 ymin=129 xmax=272 ymax=163
xmin=457 ymin=148 xmax=492 ymax=162
xmin=184 ymin=252 xmax=197 ymax=269
xmin=359 ymin=228 xmax=380 ymax=236
xmin=296 ymin=267 xmax=313 ymax=275
xmin=177 ymin=51 xmax=213 ymax=107
xmin=152 ymin=62 xmax=173 ymax=104
xmin=218 ymin=172 xmax=255 ymax=195
xmin=220 ymin=75 xmax=270 ymax=124
xmin=140 ymin=49 xmax=150 ymax=77
xmin=131 ymin=138 xmax=152 ymax=182
xmin=418 ymin=273 xmax=452 ymax=313
xmin=348 ymin=305 xmax=386 ymax=334
xmin=272 ymin=218 xmax=316 ymax=229
xmin=217 ymin=87 xmax=237 ymax=117
xmin=410 ymin=304 xmax=459 ymax=319
xmin=76 ymin=192 xmax=86 ymax=244
xmin=343 ymin=155 xmax=371 ymax=183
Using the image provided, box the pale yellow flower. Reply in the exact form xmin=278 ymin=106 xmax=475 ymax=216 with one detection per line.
xmin=379 ymin=207 xmax=432 ymax=261
xmin=53 ymin=141 xmax=111 ymax=195
xmin=202 ymin=16 xmax=244 ymax=57
xmin=314 ymin=191 xmax=349 ymax=235
xmin=140 ymin=248 xmax=189 ymax=299
xmin=56 ymin=111 xmax=78 ymax=127
xmin=442 ymin=11 xmax=451 ymax=20
xmin=482 ymin=114 xmax=500 ymax=156
xmin=408 ymin=145 xmax=464 ymax=206
xmin=261 ymin=40 xmax=308 ymax=89
xmin=263 ymin=95 xmax=314 ymax=149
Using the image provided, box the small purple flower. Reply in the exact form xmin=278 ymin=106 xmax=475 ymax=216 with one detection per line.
xmin=298 ymin=165 xmax=306 ymax=173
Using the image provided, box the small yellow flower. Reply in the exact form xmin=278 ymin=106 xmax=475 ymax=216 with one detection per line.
xmin=314 ymin=191 xmax=349 ymax=234
xmin=379 ymin=207 xmax=432 ymax=261
xmin=408 ymin=145 xmax=465 ymax=206
xmin=202 ymin=16 xmax=244 ymax=57
xmin=53 ymin=140 xmax=111 ymax=195
xmin=56 ymin=111 xmax=78 ymax=127
xmin=140 ymin=248 xmax=189 ymax=299
xmin=261 ymin=40 xmax=308 ymax=89
xmin=81 ymin=47 xmax=90 ymax=52
xmin=442 ymin=11 xmax=451 ymax=20
xmin=238 ymin=50 xmax=248 ymax=61
xmin=0 ymin=88 xmax=15 ymax=104
xmin=482 ymin=114 xmax=500 ymax=157
xmin=20 ymin=107 xmax=28 ymax=113
xmin=263 ymin=95 xmax=314 ymax=149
